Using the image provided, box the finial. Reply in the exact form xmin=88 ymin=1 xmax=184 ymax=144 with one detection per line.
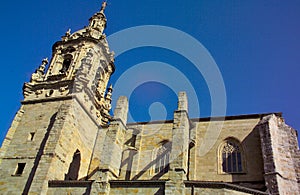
xmin=42 ymin=58 xmax=49 ymax=65
xmin=100 ymin=1 xmax=107 ymax=13
xmin=38 ymin=58 xmax=48 ymax=72
xmin=108 ymin=84 xmax=113 ymax=90
xmin=65 ymin=29 xmax=71 ymax=37
xmin=31 ymin=57 xmax=48 ymax=83
xmin=105 ymin=84 xmax=113 ymax=101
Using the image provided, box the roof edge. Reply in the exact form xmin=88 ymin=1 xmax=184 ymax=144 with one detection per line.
xmin=126 ymin=112 xmax=282 ymax=126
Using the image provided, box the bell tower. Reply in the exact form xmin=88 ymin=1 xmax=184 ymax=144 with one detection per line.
xmin=23 ymin=1 xmax=114 ymax=126
xmin=0 ymin=2 xmax=115 ymax=194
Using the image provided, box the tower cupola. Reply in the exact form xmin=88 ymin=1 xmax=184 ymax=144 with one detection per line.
xmin=61 ymin=1 xmax=109 ymax=41
xmin=88 ymin=1 xmax=107 ymax=34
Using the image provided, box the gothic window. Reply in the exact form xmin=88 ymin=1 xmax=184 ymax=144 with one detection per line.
xmin=154 ymin=142 xmax=171 ymax=174
xmin=65 ymin=150 xmax=81 ymax=180
xmin=220 ymin=139 xmax=243 ymax=173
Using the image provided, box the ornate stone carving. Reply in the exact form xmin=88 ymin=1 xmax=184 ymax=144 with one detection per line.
xmin=100 ymin=84 xmax=113 ymax=124
xmin=79 ymin=50 xmax=93 ymax=75
xmin=35 ymin=89 xmax=43 ymax=97
xmin=61 ymin=46 xmax=76 ymax=54
xmin=59 ymin=86 xmax=69 ymax=95
xmin=22 ymin=2 xmax=114 ymax=128
xmin=95 ymin=78 xmax=105 ymax=102
xmin=45 ymin=89 xmax=54 ymax=97
xmin=23 ymin=83 xmax=33 ymax=98
xmin=30 ymin=58 xmax=48 ymax=83
xmin=104 ymin=84 xmax=112 ymax=111
xmin=62 ymin=29 xmax=71 ymax=42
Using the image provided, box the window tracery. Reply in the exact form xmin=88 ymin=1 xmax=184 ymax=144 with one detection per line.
xmin=220 ymin=139 xmax=244 ymax=173
xmin=153 ymin=142 xmax=171 ymax=174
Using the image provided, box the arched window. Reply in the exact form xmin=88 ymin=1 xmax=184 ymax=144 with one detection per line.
xmin=220 ymin=139 xmax=243 ymax=173
xmin=154 ymin=142 xmax=171 ymax=174
xmin=60 ymin=55 xmax=72 ymax=73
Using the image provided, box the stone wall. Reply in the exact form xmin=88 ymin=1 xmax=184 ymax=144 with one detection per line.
xmin=258 ymin=114 xmax=300 ymax=194
xmin=0 ymin=101 xmax=63 ymax=194
xmin=44 ymin=98 xmax=99 ymax=181
xmin=0 ymin=97 xmax=100 ymax=194
xmin=117 ymin=116 xmax=266 ymax=187
xmin=119 ymin=122 xmax=174 ymax=180
xmin=47 ymin=180 xmax=92 ymax=195
xmin=1 ymin=94 xmax=298 ymax=195
xmin=0 ymin=106 xmax=25 ymax=164
xmin=110 ymin=187 xmax=163 ymax=195
xmin=188 ymin=188 xmax=252 ymax=195
xmin=193 ymin=117 xmax=265 ymax=185
xmin=109 ymin=180 xmax=165 ymax=195
xmin=184 ymin=181 xmax=269 ymax=195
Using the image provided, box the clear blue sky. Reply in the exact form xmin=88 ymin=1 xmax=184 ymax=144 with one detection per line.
xmin=0 ymin=0 xmax=299 ymax=144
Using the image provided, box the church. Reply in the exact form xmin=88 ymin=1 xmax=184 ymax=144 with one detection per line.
xmin=0 ymin=2 xmax=299 ymax=194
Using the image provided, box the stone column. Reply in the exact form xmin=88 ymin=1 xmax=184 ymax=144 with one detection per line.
xmin=166 ymin=92 xmax=190 ymax=195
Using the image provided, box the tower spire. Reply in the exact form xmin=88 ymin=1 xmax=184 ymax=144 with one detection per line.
xmin=100 ymin=1 xmax=107 ymax=13
xmin=60 ymin=1 xmax=109 ymax=41
xmin=84 ymin=0 xmax=108 ymax=37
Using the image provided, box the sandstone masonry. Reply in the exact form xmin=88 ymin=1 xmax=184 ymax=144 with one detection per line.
xmin=0 ymin=2 xmax=299 ymax=195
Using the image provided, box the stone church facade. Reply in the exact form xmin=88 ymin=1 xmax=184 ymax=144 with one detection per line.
xmin=0 ymin=2 xmax=299 ymax=195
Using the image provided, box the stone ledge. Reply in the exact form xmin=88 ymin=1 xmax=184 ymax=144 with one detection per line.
xmin=48 ymin=180 xmax=93 ymax=188
xmin=184 ymin=181 xmax=268 ymax=195
xmin=2 ymin=156 xmax=35 ymax=160
xmin=110 ymin=180 xmax=167 ymax=187
xmin=21 ymin=95 xmax=73 ymax=104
